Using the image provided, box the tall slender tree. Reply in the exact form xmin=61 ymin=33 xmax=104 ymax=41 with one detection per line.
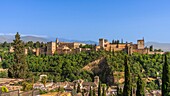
xmin=77 ymin=83 xmax=81 ymax=93
xmin=117 ymin=85 xmax=123 ymax=96
xmin=162 ymin=54 xmax=170 ymax=95
xmin=123 ymin=56 xmax=132 ymax=96
xmin=102 ymin=84 xmax=106 ymax=96
xmin=89 ymin=86 xmax=93 ymax=96
xmin=136 ymin=75 xmax=145 ymax=96
xmin=41 ymin=76 xmax=47 ymax=87
xmin=98 ymin=81 xmax=102 ymax=96
xmin=8 ymin=32 xmax=28 ymax=78
xmin=93 ymin=88 xmax=96 ymax=96
xmin=82 ymin=90 xmax=85 ymax=96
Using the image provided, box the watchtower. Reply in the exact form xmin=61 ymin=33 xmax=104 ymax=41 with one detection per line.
xmin=99 ymin=38 xmax=105 ymax=48
xmin=137 ymin=38 xmax=144 ymax=49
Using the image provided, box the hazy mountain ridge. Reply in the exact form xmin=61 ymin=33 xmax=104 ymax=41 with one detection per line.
xmin=146 ymin=42 xmax=170 ymax=52
xmin=0 ymin=35 xmax=98 ymax=44
xmin=0 ymin=35 xmax=48 ymax=43
xmin=58 ymin=39 xmax=97 ymax=44
xmin=0 ymin=35 xmax=169 ymax=51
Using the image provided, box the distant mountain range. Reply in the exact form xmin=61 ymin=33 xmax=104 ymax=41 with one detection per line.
xmin=0 ymin=35 xmax=48 ymax=43
xmin=0 ymin=35 xmax=170 ymax=51
xmin=146 ymin=42 xmax=170 ymax=52
xmin=0 ymin=35 xmax=98 ymax=44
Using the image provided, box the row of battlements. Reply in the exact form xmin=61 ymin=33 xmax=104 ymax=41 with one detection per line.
xmin=97 ymin=38 xmax=164 ymax=55
xmin=9 ymin=38 xmax=164 ymax=55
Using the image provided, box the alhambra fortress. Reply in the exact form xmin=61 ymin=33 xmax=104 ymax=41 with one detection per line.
xmin=9 ymin=38 xmax=164 ymax=55
xmin=97 ymin=38 xmax=164 ymax=55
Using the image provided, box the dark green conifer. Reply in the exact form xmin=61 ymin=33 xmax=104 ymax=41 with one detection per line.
xmin=8 ymin=32 xmax=28 ymax=78
xmin=136 ymin=75 xmax=145 ymax=96
xmin=117 ymin=85 xmax=123 ymax=96
xmin=93 ymin=88 xmax=96 ymax=96
xmin=82 ymin=90 xmax=85 ymax=96
xmin=98 ymin=81 xmax=101 ymax=96
xmin=77 ymin=83 xmax=81 ymax=93
xmin=162 ymin=54 xmax=170 ymax=96
xmin=123 ymin=56 xmax=132 ymax=96
xmin=89 ymin=86 xmax=93 ymax=96
xmin=102 ymin=85 xmax=106 ymax=96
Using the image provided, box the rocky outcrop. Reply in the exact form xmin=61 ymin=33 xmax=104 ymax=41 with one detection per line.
xmin=82 ymin=57 xmax=114 ymax=85
xmin=82 ymin=57 xmax=106 ymax=74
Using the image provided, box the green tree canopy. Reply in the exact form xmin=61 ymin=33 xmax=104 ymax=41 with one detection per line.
xmin=162 ymin=54 xmax=170 ymax=96
xmin=1 ymin=86 xmax=9 ymax=93
xmin=136 ymin=75 xmax=145 ymax=96
xmin=41 ymin=76 xmax=47 ymax=87
xmin=8 ymin=32 xmax=28 ymax=78
xmin=123 ymin=56 xmax=132 ymax=96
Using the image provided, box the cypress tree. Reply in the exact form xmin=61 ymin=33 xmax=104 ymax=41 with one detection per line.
xmin=8 ymin=32 xmax=28 ymax=78
xmin=77 ymin=83 xmax=81 ymax=93
xmin=123 ymin=56 xmax=132 ymax=96
xmin=117 ymin=85 xmax=123 ymax=96
xmin=162 ymin=54 xmax=170 ymax=95
xmin=136 ymin=75 xmax=145 ymax=96
xmin=93 ymin=88 xmax=96 ymax=96
xmin=98 ymin=81 xmax=101 ymax=96
xmin=102 ymin=85 xmax=106 ymax=96
xmin=89 ymin=86 xmax=93 ymax=96
xmin=82 ymin=90 xmax=85 ymax=96
xmin=72 ymin=83 xmax=77 ymax=96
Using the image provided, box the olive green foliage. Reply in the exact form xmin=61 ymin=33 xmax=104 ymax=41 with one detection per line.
xmin=8 ymin=32 xmax=28 ymax=78
xmin=102 ymin=84 xmax=106 ymax=96
xmin=77 ymin=83 xmax=81 ymax=93
xmin=49 ymin=87 xmax=64 ymax=93
xmin=82 ymin=90 xmax=85 ymax=96
xmin=22 ymin=82 xmax=33 ymax=91
xmin=80 ymin=44 xmax=94 ymax=49
xmin=0 ymin=71 xmax=8 ymax=78
xmin=0 ymin=36 xmax=167 ymax=91
xmin=41 ymin=76 xmax=47 ymax=87
xmin=57 ymin=86 xmax=64 ymax=92
xmin=106 ymin=52 xmax=164 ymax=90
xmin=0 ymin=41 xmax=11 ymax=52
xmin=1 ymin=86 xmax=9 ymax=92
xmin=136 ymin=75 xmax=145 ymax=96
xmin=107 ymin=52 xmax=163 ymax=78
xmin=39 ymin=90 xmax=48 ymax=94
xmin=117 ymin=85 xmax=123 ymax=96
xmin=162 ymin=54 xmax=170 ymax=96
xmin=93 ymin=88 xmax=96 ymax=96
xmin=123 ymin=56 xmax=132 ymax=96
xmin=89 ymin=86 xmax=93 ymax=96
xmin=31 ymin=51 xmax=105 ymax=82
xmin=98 ymin=81 xmax=102 ymax=96
xmin=1 ymin=47 xmax=105 ymax=82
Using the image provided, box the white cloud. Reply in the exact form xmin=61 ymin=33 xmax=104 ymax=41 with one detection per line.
xmin=0 ymin=33 xmax=48 ymax=38
xmin=0 ymin=33 xmax=16 ymax=35
xmin=21 ymin=34 xmax=48 ymax=38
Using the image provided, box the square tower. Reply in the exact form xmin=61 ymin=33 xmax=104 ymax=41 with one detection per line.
xmin=99 ymin=38 xmax=105 ymax=48
xmin=137 ymin=39 xmax=144 ymax=49
xmin=47 ymin=42 xmax=56 ymax=55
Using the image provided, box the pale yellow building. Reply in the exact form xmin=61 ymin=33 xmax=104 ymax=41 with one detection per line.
xmin=46 ymin=42 xmax=56 ymax=55
xmin=97 ymin=38 xmax=163 ymax=55
xmin=9 ymin=46 xmax=28 ymax=55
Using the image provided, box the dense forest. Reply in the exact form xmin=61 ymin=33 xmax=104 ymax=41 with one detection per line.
xmin=0 ymin=33 xmax=167 ymax=92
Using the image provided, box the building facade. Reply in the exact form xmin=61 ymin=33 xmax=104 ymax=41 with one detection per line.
xmin=97 ymin=38 xmax=164 ymax=55
xmin=45 ymin=39 xmax=86 ymax=55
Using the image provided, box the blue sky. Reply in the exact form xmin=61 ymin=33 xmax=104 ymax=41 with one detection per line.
xmin=0 ymin=0 xmax=170 ymax=42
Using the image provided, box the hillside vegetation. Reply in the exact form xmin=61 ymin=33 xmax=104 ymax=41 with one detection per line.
xmin=0 ymin=40 xmax=166 ymax=90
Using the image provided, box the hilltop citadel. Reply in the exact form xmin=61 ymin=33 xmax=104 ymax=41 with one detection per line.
xmin=9 ymin=38 xmax=164 ymax=55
